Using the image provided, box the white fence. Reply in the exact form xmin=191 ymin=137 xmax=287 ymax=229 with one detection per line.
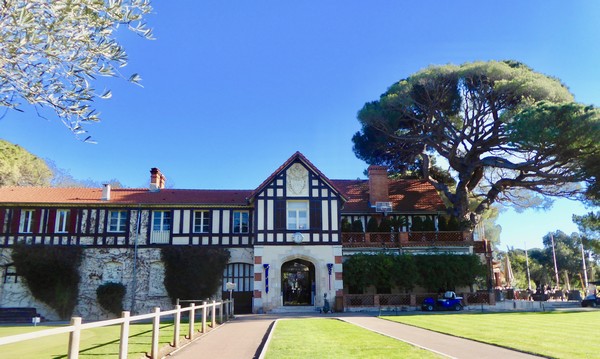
xmin=0 ymin=299 xmax=234 ymax=359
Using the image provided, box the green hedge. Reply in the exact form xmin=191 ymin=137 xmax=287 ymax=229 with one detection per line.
xmin=343 ymin=253 xmax=486 ymax=293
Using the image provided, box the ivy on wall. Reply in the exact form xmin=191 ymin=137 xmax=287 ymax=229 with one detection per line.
xmin=96 ymin=282 xmax=126 ymax=316
xmin=160 ymin=247 xmax=230 ymax=304
xmin=11 ymin=244 xmax=83 ymax=319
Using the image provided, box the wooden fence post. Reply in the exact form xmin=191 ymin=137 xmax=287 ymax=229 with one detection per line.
xmin=188 ymin=303 xmax=196 ymax=340
xmin=224 ymin=300 xmax=229 ymax=319
xmin=67 ymin=317 xmax=82 ymax=359
xmin=173 ymin=305 xmax=181 ymax=348
xmin=219 ymin=301 xmax=223 ymax=324
xmin=211 ymin=300 xmax=216 ymax=328
xmin=201 ymin=301 xmax=207 ymax=333
xmin=231 ymin=298 xmax=235 ymax=317
xmin=119 ymin=311 xmax=130 ymax=359
xmin=151 ymin=307 xmax=160 ymax=359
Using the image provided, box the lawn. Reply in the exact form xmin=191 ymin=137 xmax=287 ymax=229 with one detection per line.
xmin=0 ymin=319 xmax=211 ymax=358
xmin=382 ymin=310 xmax=600 ymax=358
xmin=263 ymin=318 xmax=442 ymax=359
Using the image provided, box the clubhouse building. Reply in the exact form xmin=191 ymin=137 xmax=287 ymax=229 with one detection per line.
xmin=0 ymin=152 xmax=491 ymax=319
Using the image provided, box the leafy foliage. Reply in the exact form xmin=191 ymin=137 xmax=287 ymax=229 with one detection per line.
xmin=0 ymin=140 xmax=52 ymax=186
xmin=96 ymin=282 xmax=126 ymax=316
xmin=161 ymin=247 xmax=230 ymax=304
xmin=353 ymin=60 xmax=600 ymax=226
xmin=11 ymin=244 xmax=82 ymax=319
xmin=366 ymin=217 xmax=379 ymax=232
xmin=343 ymin=253 xmax=484 ymax=293
xmin=0 ymin=0 xmax=153 ymax=140
xmin=351 ymin=220 xmax=364 ymax=232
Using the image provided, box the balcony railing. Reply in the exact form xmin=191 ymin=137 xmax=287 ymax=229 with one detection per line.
xmin=341 ymin=231 xmax=486 ymax=250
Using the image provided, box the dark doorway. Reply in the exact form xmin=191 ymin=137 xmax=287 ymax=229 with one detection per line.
xmin=222 ymin=263 xmax=253 ymax=314
xmin=281 ymin=259 xmax=315 ymax=306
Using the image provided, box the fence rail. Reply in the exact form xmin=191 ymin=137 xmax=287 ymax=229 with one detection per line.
xmin=0 ymin=299 xmax=233 ymax=359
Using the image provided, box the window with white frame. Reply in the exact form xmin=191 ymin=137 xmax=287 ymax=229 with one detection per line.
xmin=232 ymin=211 xmax=249 ymax=234
xmin=19 ymin=210 xmax=34 ymax=233
xmin=56 ymin=209 xmax=69 ymax=233
xmin=108 ymin=210 xmax=128 ymax=232
xmin=287 ymin=201 xmax=308 ymax=230
xmin=193 ymin=210 xmax=210 ymax=233
xmin=153 ymin=211 xmax=171 ymax=231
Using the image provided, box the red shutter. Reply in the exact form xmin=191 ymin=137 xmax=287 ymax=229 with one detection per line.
xmin=33 ymin=209 xmax=42 ymax=234
xmin=69 ymin=208 xmax=78 ymax=233
xmin=47 ymin=209 xmax=56 ymax=233
xmin=11 ymin=209 xmax=21 ymax=233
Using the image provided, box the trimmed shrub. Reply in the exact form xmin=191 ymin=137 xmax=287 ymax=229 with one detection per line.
xmin=366 ymin=217 xmax=379 ymax=232
xmin=341 ymin=218 xmax=352 ymax=232
xmin=96 ymin=282 xmax=126 ymax=316
xmin=378 ymin=216 xmax=392 ymax=232
xmin=351 ymin=220 xmax=364 ymax=232
xmin=11 ymin=244 xmax=82 ymax=319
xmin=161 ymin=247 xmax=230 ymax=304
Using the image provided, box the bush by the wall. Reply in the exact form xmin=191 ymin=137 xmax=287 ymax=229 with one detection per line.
xmin=96 ymin=282 xmax=126 ymax=316
xmin=366 ymin=217 xmax=379 ymax=232
xmin=161 ymin=247 xmax=230 ymax=304
xmin=351 ymin=220 xmax=364 ymax=232
xmin=11 ymin=244 xmax=82 ymax=319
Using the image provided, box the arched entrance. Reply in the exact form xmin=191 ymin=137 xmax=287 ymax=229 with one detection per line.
xmin=281 ymin=259 xmax=315 ymax=306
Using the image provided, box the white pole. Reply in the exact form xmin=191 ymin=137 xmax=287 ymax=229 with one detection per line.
xmin=550 ymin=233 xmax=560 ymax=289
xmin=525 ymin=242 xmax=532 ymax=290
xmin=581 ymin=242 xmax=589 ymax=294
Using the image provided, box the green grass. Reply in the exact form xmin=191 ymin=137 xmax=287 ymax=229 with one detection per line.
xmin=382 ymin=311 xmax=600 ymax=358
xmin=264 ymin=318 xmax=442 ymax=359
xmin=0 ymin=319 xmax=212 ymax=358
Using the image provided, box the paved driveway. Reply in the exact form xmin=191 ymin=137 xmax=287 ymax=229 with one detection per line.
xmin=168 ymin=313 xmax=542 ymax=359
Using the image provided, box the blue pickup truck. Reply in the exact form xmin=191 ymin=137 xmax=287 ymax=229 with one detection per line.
xmin=421 ymin=291 xmax=463 ymax=311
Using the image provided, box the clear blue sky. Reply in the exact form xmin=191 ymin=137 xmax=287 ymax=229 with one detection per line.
xmin=1 ymin=1 xmax=598 ymax=250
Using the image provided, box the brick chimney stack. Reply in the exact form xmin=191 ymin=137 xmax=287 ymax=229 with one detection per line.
xmin=150 ymin=168 xmax=166 ymax=192
xmin=368 ymin=165 xmax=389 ymax=205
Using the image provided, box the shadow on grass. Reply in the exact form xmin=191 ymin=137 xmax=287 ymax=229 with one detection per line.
xmin=50 ymin=323 xmax=174 ymax=359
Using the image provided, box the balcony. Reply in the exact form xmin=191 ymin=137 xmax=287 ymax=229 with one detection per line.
xmin=341 ymin=231 xmax=490 ymax=253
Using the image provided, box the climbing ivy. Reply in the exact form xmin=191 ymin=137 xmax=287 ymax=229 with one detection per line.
xmin=11 ymin=244 xmax=82 ymax=319
xmin=161 ymin=247 xmax=230 ymax=304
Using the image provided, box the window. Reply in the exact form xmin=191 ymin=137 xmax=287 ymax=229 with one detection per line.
xmin=19 ymin=210 xmax=34 ymax=233
xmin=108 ymin=210 xmax=128 ymax=232
xmin=232 ymin=211 xmax=249 ymax=234
xmin=193 ymin=210 xmax=210 ymax=233
xmin=222 ymin=263 xmax=253 ymax=292
xmin=56 ymin=210 xmax=69 ymax=233
xmin=287 ymin=201 xmax=308 ymax=230
xmin=153 ymin=211 xmax=171 ymax=231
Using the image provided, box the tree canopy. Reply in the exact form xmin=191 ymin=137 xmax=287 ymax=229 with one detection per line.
xmin=0 ymin=139 xmax=52 ymax=186
xmin=0 ymin=0 xmax=153 ymax=141
xmin=353 ymin=60 xmax=600 ymax=226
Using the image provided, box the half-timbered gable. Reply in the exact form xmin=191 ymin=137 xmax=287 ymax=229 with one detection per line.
xmin=251 ymin=152 xmax=345 ymax=245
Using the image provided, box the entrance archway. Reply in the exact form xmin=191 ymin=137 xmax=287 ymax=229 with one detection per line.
xmin=281 ymin=259 xmax=315 ymax=306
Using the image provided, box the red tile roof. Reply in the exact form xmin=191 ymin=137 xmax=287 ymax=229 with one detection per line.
xmin=331 ymin=179 xmax=445 ymax=213
xmin=0 ymin=187 xmax=253 ymax=206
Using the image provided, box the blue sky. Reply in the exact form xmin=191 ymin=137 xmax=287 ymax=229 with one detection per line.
xmin=1 ymin=1 xmax=598 ymax=249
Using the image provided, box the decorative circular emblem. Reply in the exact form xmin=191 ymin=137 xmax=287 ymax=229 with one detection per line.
xmin=293 ymin=232 xmax=304 ymax=244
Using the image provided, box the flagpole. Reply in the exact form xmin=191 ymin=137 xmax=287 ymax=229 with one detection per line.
xmin=550 ymin=233 xmax=560 ymax=289
xmin=581 ymin=242 xmax=589 ymax=294
xmin=525 ymin=241 xmax=532 ymax=290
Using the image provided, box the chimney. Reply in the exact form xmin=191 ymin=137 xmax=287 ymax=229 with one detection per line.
xmin=368 ymin=165 xmax=389 ymax=205
xmin=150 ymin=168 xmax=166 ymax=192
xmin=102 ymin=184 xmax=111 ymax=201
